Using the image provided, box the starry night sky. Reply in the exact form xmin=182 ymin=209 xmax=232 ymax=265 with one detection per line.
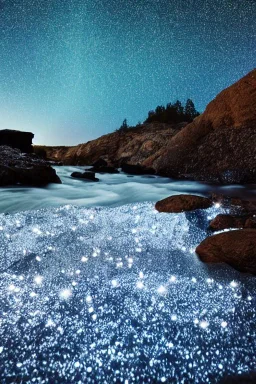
xmin=0 ymin=0 xmax=255 ymax=145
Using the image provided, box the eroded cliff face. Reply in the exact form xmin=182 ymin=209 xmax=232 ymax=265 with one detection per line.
xmin=37 ymin=69 xmax=256 ymax=183
xmin=154 ymin=69 xmax=256 ymax=182
xmin=36 ymin=122 xmax=186 ymax=167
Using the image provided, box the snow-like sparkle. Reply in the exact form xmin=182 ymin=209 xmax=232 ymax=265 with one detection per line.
xmin=59 ymin=288 xmax=72 ymax=300
xmin=0 ymin=202 xmax=255 ymax=383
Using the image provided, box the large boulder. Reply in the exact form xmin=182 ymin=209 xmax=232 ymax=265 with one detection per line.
xmin=155 ymin=194 xmax=212 ymax=213
xmin=196 ymin=229 xmax=256 ymax=275
xmin=155 ymin=69 xmax=256 ymax=183
xmin=71 ymin=171 xmax=99 ymax=181
xmin=0 ymin=129 xmax=34 ymax=153
xmin=0 ymin=146 xmax=61 ymax=186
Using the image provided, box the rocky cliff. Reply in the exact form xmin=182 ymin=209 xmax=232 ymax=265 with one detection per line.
xmin=37 ymin=69 xmax=256 ymax=183
xmin=36 ymin=122 xmax=187 ymax=167
xmin=155 ymin=68 xmax=256 ymax=183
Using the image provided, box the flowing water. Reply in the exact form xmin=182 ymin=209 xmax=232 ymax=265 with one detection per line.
xmin=1 ymin=166 xmax=256 ymax=214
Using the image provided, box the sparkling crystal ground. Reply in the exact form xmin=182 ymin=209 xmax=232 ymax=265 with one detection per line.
xmin=0 ymin=203 xmax=255 ymax=383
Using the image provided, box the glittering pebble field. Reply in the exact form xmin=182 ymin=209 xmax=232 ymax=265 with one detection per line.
xmin=0 ymin=202 xmax=255 ymax=383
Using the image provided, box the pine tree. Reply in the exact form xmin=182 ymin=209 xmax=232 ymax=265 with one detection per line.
xmin=173 ymin=100 xmax=184 ymax=116
xmin=117 ymin=118 xmax=129 ymax=132
xmin=184 ymin=99 xmax=199 ymax=121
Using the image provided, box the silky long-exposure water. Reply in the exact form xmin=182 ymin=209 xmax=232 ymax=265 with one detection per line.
xmin=0 ymin=202 xmax=255 ymax=383
xmin=0 ymin=166 xmax=256 ymax=214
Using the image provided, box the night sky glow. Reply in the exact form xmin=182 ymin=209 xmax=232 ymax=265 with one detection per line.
xmin=0 ymin=0 xmax=255 ymax=145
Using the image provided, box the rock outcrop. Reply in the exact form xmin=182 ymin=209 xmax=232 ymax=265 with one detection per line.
xmin=0 ymin=146 xmax=61 ymax=186
xmin=0 ymin=129 xmax=34 ymax=153
xmin=155 ymin=194 xmax=212 ymax=213
xmin=155 ymin=69 xmax=256 ymax=182
xmin=34 ymin=122 xmax=187 ymax=168
xmin=196 ymin=229 xmax=256 ymax=275
xmin=71 ymin=171 xmax=99 ymax=181
xmin=35 ymin=69 xmax=256 ymax=183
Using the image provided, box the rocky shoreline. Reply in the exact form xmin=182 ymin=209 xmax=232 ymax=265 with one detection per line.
xmin=0 ymin=146 xmax=61 ymax=186
xmin=155 ymin=194 xmax=256 ymax=275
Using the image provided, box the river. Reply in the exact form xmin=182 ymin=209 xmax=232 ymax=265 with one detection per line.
xmin=1 ymin=166 xmax=256 ymax=213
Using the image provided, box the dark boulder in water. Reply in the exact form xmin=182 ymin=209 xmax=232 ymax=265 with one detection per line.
xmin=0 ymin=146 xmax=61 ymax=186
xmin=71 ymin=171 xmax=99 ymax=181
xmin=155 ymin=194 xmax=212 ymax=213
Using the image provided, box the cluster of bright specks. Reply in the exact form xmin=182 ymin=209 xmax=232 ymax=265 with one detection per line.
xmin=0 ymin=203 xmax=255 ymax=383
